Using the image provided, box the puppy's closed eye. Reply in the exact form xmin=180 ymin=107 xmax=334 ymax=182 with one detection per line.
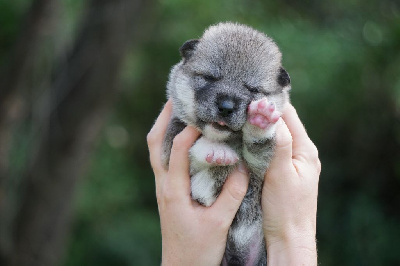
xmin=203 ymin=74 xmax=219 ymax=82
xmin=194 ymin=73 xmax=221 ymax=83
xmin=244 ymin=84 xmax=260 ymax=94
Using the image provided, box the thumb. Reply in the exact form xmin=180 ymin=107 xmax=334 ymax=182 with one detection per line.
xmin=209 ymin=163 xmax=249 ymax=225
xmin=271 ymin=118 xmax=293 ymax=166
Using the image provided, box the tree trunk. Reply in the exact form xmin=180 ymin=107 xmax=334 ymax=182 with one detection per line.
xmin=0 ymin=0 xmax=60 ymax=262
xmin=5 ymin=0 xmax=153 ymax=265
xmin=0 ymin=0 xmax=57 ymax=178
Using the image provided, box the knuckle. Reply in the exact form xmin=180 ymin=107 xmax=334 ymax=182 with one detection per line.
xmin=211 ymin=215 xmax=230 ymax=230
xmin=160 ymin=183 xmax=179 ymax=204
xmin=146 ymin=131 xmax=157 ymax=146
xmin=276 ymin=133 xmax=293 ymax=149
xmin=171 ymin=137 xmax=182 ymax=149
xmin=228 ymin=182 xmax=247 ymax=202
xmin=303 ymin=140 xmax=319 ymax=162
xmin=171 ymin=134 xmax=192 ymax=152
xmin=315 ymin=158 xmax=322 ymax=175
xmin=308 ymin=140 xmax=319 ymax=158
xmin=156 ymin=191 xmax=163 ymax=206
xmin=309 ymin=145 xmax=321 ymax=173
xmin=173 ymin=132 xmax=190 ymax=146
xmin=311 ymin=144 xmax=319 ymax=160
xmin=295 ymin=152 xmax=309 ymax=164
xmin=161 ymin=188 xmax=174 ymax=203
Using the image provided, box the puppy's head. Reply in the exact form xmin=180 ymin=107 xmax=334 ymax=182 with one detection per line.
xmin=168 ymin=22 xmax=290 ymax=141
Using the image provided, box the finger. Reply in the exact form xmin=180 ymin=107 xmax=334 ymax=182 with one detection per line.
xmin=271 ymin=118 xmax=293 ymax=165
xmin=168 ymin=126 xmax=201 ymax=196
xmin=282 ymin=104 xmax=309 ymax=144
xmin=282 ymin=104 xmax=315 ymax=159
xmin=208 ymin=164 xmax=249 ymax=228
xmin=265 ymin=119 xmax=297 ymax=182
xmin=147 ymin=100 xmax=172 ymax=174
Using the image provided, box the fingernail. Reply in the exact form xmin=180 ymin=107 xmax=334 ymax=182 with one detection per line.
xmin=237 ymin=162 xmax=248 ymax=174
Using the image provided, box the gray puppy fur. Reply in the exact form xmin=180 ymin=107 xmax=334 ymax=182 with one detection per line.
xmin=162 ymin=22 xmax=290 ymax=266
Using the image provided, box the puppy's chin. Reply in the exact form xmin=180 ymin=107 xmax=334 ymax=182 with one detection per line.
xmin=203 ymin=124 xmax=232 ymax=142
xmin=211 ymin=122 xmax=232 ymax=131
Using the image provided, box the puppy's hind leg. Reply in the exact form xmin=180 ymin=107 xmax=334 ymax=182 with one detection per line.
xmin=190 ymin=165 xmax=235 ymax=207
xmin=190 ymin=170 xmax=218 ymax=206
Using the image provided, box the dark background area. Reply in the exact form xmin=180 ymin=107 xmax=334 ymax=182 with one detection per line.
xmin=0 ymin=0 xmax=399 ymax=265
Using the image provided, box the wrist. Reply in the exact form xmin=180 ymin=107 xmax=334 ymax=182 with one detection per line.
xmin=266 ymin=228 xmax=317 ymax=266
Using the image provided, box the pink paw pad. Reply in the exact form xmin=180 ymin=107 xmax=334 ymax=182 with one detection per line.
xmin=205 ymin=149 xmax=239 ymax=166
xmin=248 ymin=98 xmax=281 ymax=129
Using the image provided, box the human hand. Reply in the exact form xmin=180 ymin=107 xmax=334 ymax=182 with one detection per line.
xmin=262 ymin=104 xmax=321 ymax=265
xmin=147 ymin=101 xmax=250 ymax=266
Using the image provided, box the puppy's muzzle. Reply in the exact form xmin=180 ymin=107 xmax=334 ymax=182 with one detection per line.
xmin=217 ymin=97 xmax=236 ymax=117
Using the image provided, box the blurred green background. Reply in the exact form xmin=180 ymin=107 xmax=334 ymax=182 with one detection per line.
xmin=1 ymin=0 xmax=399 ymax=265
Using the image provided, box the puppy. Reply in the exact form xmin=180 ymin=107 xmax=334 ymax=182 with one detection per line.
xmin=162 ymin=22 xmax=291 ymax=266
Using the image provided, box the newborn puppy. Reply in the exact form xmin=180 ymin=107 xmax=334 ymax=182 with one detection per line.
xmin=162 ymin=22 xmax=291 ymax=266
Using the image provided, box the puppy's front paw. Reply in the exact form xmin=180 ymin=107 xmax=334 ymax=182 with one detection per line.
xmin=243 ymin=98 xmax=282 ymax=142
xmin=205 ymin=146 xmax=239 ymax=166
xmin=190 ymin=138 xmax=239 ymax=167
xmin=248 ymin=98 xmax=281 ymax=129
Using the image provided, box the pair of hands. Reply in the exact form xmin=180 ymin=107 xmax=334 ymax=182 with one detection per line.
xmin=147 ymin=101 xmax=320 ymax=265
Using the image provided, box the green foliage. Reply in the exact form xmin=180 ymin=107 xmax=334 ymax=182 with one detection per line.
xmin=75 ymin=0 xmax=400 ymax=265
xmin=65 ymin=138 xmax=161 ymax=265
xmin=2 ymin=0 xmax=400 ymax=265
xmin=0 ymin=0 xmax=30 ymax=62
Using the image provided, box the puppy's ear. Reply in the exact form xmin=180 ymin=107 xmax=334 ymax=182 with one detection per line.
xmin=179 ymin=39 xmax=199 ymax=60
xmin=277 ymin=67 xmax=290 ymax=87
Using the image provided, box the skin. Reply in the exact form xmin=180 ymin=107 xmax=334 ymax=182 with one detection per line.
xmin=262 ymin=104 xmax=320 ymax=265
xmin=147 ymin=100 xmax=321 ymax=266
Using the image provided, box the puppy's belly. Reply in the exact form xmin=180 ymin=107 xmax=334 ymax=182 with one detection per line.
xmin=224 ymin=220 xmax=265 ymax=266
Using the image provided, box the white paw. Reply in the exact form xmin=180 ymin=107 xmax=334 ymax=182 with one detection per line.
xmin=190 ymin=138 xmax=239 ymax=166
xmin=205 ymin=146 xmax=239 ymax=165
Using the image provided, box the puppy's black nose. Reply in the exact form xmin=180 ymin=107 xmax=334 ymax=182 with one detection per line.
xmin=217 ymin=99 xmax=235 ymax=117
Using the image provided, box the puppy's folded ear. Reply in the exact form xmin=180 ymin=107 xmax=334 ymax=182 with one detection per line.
xmin=179 ymin=39 xmax=199 ymax=60
xmin=277 ymin=67 xmax=290 ymax=87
